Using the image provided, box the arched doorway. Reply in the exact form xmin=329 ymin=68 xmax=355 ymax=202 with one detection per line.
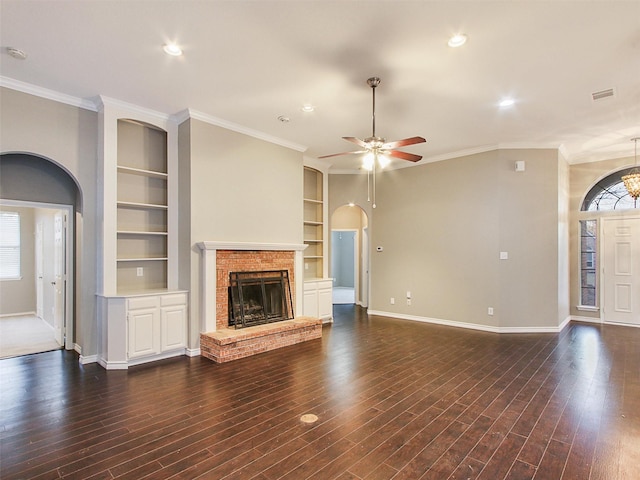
xmin=0 ymin=153 xmax=80 ymax=357
xmin=331 ymin=204 xmax=369 ymax=307
xmin=580 ymin=168 xmax=639 ymax=326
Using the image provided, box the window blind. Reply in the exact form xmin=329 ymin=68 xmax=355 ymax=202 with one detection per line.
xmin=0 ymin=211 xmax=21 ymax=280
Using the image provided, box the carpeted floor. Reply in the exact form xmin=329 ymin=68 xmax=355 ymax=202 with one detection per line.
xmin=0 ymin=315 xmax=61 ymax=359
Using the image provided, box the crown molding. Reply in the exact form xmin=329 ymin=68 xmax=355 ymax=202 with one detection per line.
xmin=175 ymin=108 xmax=307 ymax=153
xmin=96 ymin=95 xmax=176 ymax=125
xmin=0 ymin=76 xmax=98 ymax=111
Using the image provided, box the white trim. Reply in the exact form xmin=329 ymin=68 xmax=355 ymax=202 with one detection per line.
xmin=368 ymin=310 xmax=570 ymax=334
xmin=576 ymin=305 xmax=599 ymax=312
xmin=197 ymin=241 xmax=307 ymax=252
xmin=602 ymin=320 xmax=640 ymax=329
xmin=0 ymin=76 xmax=98 ymax=111
xmin=97 ymin=96 xmax=176 ymax=125
xmin=175 ymin=109 xmax=308 ymax=153
xmin=0 ymin=311 xmax=36 ymax=318
xmin=571 ymin=315 xmax=602 ymax=324
xmin=79 ymin=354 xmax=98 ymax=365
xmin=186 ymin=347 xmax=201 ymax=357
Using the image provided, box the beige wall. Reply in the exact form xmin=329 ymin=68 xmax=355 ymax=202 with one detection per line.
xmin=0 ymin=206 xmax=36 ymax=315
xmin=183 ymin=119 xmax=304 ymax=347
xmin=0 ymin=88 xmax=98 ymax=354
xmin=330 ymin=148 xmax=567 ymax=330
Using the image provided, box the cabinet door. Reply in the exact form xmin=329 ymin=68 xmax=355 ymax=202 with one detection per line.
xmin=318 ymin=287 xmax=333 ymax=320
xmin=161 ymin=305 xmax=187 ymax=351
xmin=303 ymin=288 xmax=318 ymax=317
xmin=128 ymin=307 xmax=160 ymax=358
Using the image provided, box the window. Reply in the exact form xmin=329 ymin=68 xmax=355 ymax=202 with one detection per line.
xmin=0 ymin=211 xmax=21 ymax=280
xmin=579 ymin=220 xmax=597 ymax=307
xmin=582 ymin=167 xmax=639 ymax=211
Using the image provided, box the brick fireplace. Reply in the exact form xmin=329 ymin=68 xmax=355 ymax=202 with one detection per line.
xmin=196 ymin=242 xmax=322 ymax=362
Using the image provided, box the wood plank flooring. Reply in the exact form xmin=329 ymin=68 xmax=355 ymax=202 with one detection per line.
xmin=1 ymin=305 xmax=639 ymax=479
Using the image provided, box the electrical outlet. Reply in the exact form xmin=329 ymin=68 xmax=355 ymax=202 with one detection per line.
xmin=136 ymin=267 xmax=144 ymax=277
xmin=407 ymin=299 xmax=412 ymax=306
xmin=488 ymin=307 xmax=494 ymax=315
xmin=390 ymin=297 xmax=395 ymax=305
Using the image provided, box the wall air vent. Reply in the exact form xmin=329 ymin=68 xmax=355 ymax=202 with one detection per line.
xmin=591 ymin=88 xmax=616 ymax=102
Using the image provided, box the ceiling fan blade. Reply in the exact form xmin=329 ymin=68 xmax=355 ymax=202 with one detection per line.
xmin=386 ymin=149 xmax=423 ymax=162
xmin=382 ymin=136 xmax=426 ymax=149
xmin=343 ymin=136 xmax=368 ymax=148
xmin=318 ymin=150 xmax=367 ymax=159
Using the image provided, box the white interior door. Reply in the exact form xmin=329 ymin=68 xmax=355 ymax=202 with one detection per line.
xmin=602 ymin=217 xmax=640 ymax=326
xmin=36 ymin=222 xmax=44 ymax=319
xmin=53 ymin=212 xmax=65 ymax=345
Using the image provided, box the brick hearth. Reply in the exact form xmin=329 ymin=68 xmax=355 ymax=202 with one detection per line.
xmin=200 ymin=317 xmax=322 ymax=363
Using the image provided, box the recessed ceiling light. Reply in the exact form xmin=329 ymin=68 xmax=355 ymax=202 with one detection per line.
xmin=301 ymin=104 xmax=315 ymax=113
xmin=499 ymin=98 xmax=515 ymax=108
xmin=163 ymin=43 xmax=183 ymax=56
xmin=448 ymin=34 xmax=467 ymax=48
xmin=6 ymin=47 xmax=27 ymax=60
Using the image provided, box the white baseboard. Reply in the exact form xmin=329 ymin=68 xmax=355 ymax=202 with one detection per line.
xmin=368 ymin=310 xmax=570 ymax=334
xmin=571 ymin=315 xmax=602 ymax=324
xmin=79 ymin=354 xmax=98 ymax=364
xmin=0 ymin=311 xmax=37 ymax=318
xmin=186 ymin=347 xmax=201 ymax=357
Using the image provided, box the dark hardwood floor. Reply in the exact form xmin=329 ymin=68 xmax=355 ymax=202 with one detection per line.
xmin=1 ymin=305 xmax=639 ymax=479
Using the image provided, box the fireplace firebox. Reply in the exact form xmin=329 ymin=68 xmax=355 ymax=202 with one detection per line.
xmin=228 ymin=270 xmax=294 ymax=328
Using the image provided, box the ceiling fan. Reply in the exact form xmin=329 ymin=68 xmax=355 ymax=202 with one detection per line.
xmin=320 ymin=77 xmax=426 ymax=208
xmin=319 ymin=77 xmax=426 ymax=166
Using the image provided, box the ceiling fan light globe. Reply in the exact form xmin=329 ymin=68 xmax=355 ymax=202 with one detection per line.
xmin=363 ymin=153 xmax=375 ymax=171
xmin=378 ymin=154 xmax=391 ymax=169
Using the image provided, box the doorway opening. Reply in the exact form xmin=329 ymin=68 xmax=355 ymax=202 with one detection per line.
xmin=0 ymin=201 xmax=74 ymax=358
xmin=330 ymin=204 xmax=369 ymax=307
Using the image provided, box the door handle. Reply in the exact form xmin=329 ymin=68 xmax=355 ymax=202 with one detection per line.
xmin=51 ymin=281 xmax=56 ymax=286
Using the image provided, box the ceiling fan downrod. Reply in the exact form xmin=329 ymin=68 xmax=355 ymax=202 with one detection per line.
xmin=367 ymin=77 xmax=381 ymax=140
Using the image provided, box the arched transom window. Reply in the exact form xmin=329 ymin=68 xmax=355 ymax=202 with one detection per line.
xmin=582 ymin=167 xmax=638 ymax=211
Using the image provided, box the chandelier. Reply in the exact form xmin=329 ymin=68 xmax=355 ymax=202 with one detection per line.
xmin=622 ymin=137 xmax=640 ymax=201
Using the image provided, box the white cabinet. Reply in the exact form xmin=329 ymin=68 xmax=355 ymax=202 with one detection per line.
xmin=113 ymin=292 xmax=188 ymax=366
xmin=99 ymin=293 xmax=189 ymax=370
xmin=304 ymin=279 xmax=333 ymax=322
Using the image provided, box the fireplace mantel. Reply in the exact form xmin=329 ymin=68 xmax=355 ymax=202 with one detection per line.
xmin=197 ymin=242 xmax=307 ymax=333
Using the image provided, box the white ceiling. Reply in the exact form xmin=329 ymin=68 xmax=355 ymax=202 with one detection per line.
xmin=1 ymin=1 xmax=639 ymax=172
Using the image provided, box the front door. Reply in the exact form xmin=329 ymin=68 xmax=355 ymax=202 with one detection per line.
xmin=602 ymin=217 xmax=640 ymax=326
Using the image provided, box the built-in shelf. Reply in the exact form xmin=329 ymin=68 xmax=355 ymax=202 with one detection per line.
xmin=116 ymin=119 xmax=170 ymax=293
xmin=303 ymin=166 xmax=324 ymax=280
xmin=117 ymin=201 xmax=168 ymax=210
xmin=117 ymin=165 xmax=168 ymax=179
xmin=117 ymin=230 xmax=168 ymax=236
xmin=117 ymin=257 xmax=169 ymax=262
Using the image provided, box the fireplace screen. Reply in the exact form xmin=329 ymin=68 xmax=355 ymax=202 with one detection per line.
xmin=228 ymin=270 xmax=294 ymax=328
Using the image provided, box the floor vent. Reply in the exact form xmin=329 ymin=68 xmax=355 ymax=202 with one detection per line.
xmin=591 ymin=88 xmax=616 ymax=102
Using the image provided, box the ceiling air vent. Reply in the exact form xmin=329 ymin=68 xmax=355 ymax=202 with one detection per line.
xmin=591 ymin=88 xmax=616 ymax=102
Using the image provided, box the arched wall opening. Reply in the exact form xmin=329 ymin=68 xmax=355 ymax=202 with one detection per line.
xmin=330 ymin=204 xmax=369 ymax=307
xmin=0 ymin=152 xmax=82 ymax=350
